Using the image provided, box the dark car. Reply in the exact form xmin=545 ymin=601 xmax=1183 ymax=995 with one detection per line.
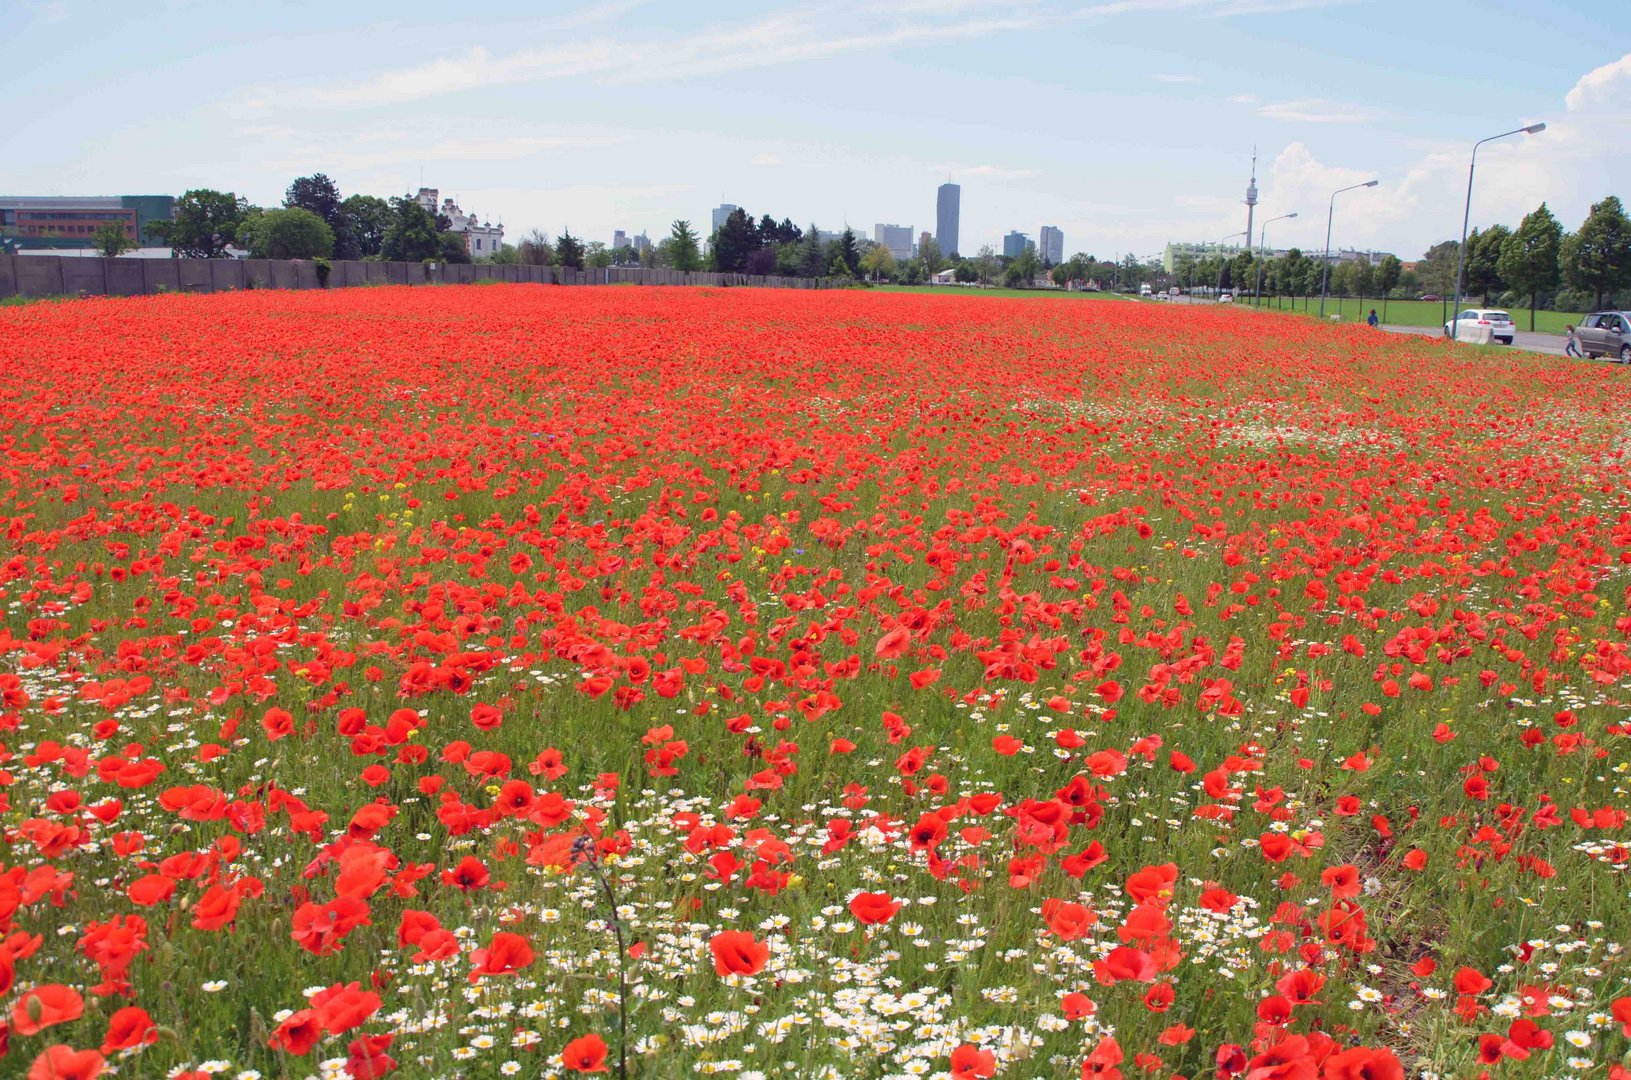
xmin=1578 ymin=312 xmax=1631 ymax=362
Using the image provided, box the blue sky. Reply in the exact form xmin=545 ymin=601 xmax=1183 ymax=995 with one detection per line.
xmin=4 ymin=0 xmax=1627 ymax=261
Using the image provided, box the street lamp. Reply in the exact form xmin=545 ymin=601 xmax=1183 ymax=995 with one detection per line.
xmin=1217 ymin=232 xmax=1247 ymax=298
xmin=1451 ymin=122 xmax=1546 ymax=341
xmin=1255 ymin=212 xmax=1297 ymax=308
xmin=1319 ymin=181 xmax=1379 ymax=318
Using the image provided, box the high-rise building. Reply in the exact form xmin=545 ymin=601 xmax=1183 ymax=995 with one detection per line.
xmin=613 ymin=229 xmax=627 ymax=250
xmin=874 ymin=224 xmax=914 ymax=261
xmin=936 ymin=183 xmax=960 ymax=257
xmin=1039 ymin=225 xmax=1064 ymax=266
xmin=919 ymin=231 xmax=933 ymax=256
xmin=1003 ymin=231 xmax=1033 ymax=259
xmin=631 ymin=232 xmax=652 ymax=255
xmin=711 ymin=204 xmax=739 ymax=232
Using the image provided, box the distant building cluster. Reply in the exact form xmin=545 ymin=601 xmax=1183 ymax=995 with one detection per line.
xmin=414 ymin=188 xmax=504 ymax=258
xmin=1003 ymin=231 xmax=1034 ymax=259
xmin=873 ymin=224 xmax=914 ymax=260
xmin=0 ymin=194 xmax=175 ymax=252
xmin=1162 ymin=240 xmax=1395 ymax=272
xmin=1039 ymin=225 xmax=1063 ymax=265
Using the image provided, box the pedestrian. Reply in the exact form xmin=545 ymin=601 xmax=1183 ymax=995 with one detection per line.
xmin=1366 ymin=308 xmax=1379 ymax=328
xmin=1564 ymin=324 xmax=1581 ymax=358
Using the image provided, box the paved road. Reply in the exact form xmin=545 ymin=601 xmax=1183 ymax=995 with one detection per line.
xmin=1379 ymin=323 xmax=1579 ymax=358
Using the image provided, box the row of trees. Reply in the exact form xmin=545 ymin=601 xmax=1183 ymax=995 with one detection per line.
xmin=1168 ymin=195 xmax=1630 ymax=326
xmin=142 ymin=175 xmax=480 ymax=264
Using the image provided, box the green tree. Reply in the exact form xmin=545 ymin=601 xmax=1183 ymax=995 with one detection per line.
xmin=485 ymin=243 xmax=519 ymax=265
xmin=584 ymin=242 xmax=613 ymax=269
xmin=1374 ymin=254 xmax=1402 ymax=321
xmin=797 ymin=224 xmax=826 ymax=278
xmin=1562 ymin=196 xmax=1631 ymax=310
xmin=237 ymin=207 xmax=335 ymax=259
xmin=342 ymin=195 xmax=390 ymax=259
xmin=381 ymin=196 xmax=442 ymax=262
xmin=710 ymin=209 xmax=758 ymax=273
xmin=1465 ymin=225 xmax=1510 ymax=305
xmin=149 ymin=189 xmax=250 ymax=258
xmin=517 ymin=228 xmax=553 ymax=266
xmin=284 ymin=173 xmax=354 ymax=258
xmin=859 ymin=243 xmax=896 ymax=283
xmin=668 ymin=220 xmax=702 ymax=272
xmin=554 ymin=229 xmax=585 ymax=270
xmin=91 ymin=221 xmax=136 ymax=258
xmin=974 ymin=244 xmax=1000 ymax=286
xmin=836 ymin=228 xmax=861 ymax=278
xmin=1498 ymin=203 xmax=1563 ymax=331
xmin=920 ymin=237 xmax=947 ymax=279
xmin=439 ymin=231 xmax=472 ymax=264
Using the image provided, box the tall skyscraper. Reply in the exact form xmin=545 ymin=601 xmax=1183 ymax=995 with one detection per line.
xmin=874 ymin=224 xmax=914 ymax=260
xmin=612 ymin=229 xmax=627 ymax=250
xmin=1003 ymin=231 xmax=1033 ymax=259
xmin=936 ymin=183 xmax=960 ymax=257
xmin=1039 ymin=225 xmax=1064 ymax=265
xmin=711 ymin=203 xmax=739 ymax=232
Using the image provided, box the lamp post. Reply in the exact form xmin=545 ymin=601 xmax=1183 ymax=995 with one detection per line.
xmin=1451 ymin=122 xmax=1546 ymax=341
xmin=1319 ymin=180 xmax=1379 ymax=319
xmin=1216 ymin=231 xmax=1246 ymax=299
xmin=1254 ymin=212 xmax=1297 ymax=308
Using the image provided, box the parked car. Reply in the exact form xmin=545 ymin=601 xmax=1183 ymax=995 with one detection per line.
xmin=1217 ymin=292 xmax=1233 ymax=304
xmin=1443 ymin=309 xmax=1514 ymax=345
xmin=1419 ymin=294 xmax=1442 ymax=302
xmin=1578 ymin=311 xmax=1631 ymax=362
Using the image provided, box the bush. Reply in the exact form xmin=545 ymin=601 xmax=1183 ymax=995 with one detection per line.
xmin=313 ymin=258 xmax=332 ymax=289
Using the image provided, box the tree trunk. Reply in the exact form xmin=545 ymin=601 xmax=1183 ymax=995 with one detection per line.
xmin=1382 ymin=296 xmax=1389 ymax=322
xmin=1530 ymin=291 xmax=1537 ymax=332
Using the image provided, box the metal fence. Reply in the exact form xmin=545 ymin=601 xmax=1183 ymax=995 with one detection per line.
xmin=0 ymin=255 xmax=826 ymax=299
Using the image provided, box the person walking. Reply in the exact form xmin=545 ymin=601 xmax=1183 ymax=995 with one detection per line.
xmin=1564 ymin=324 xmax=1581 ymax=358
xmin=1366 ymin=308 xmax=1379 ymax=328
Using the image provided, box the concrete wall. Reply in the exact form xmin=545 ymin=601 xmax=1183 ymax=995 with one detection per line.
xmin=0 ymin=254 xmax=829 ymax=300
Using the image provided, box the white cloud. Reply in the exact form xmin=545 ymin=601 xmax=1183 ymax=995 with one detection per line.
xmin=1565 ymin=52 xmax=1631 ymax=112
xmin=257 ymin=132 xmax=626 ymax=174
xmin=951 ymin=164 xmax=1038 ymax=179
xmin=1151 ymin=73 xmax=1201 ymax=84
xmin=750 ymin=153 xmax=785 ymax=167
xmin=1258 ymin=98 xmax=1390 ymax=123
xmin=276 ymin=0 xmax=1353 ymax=108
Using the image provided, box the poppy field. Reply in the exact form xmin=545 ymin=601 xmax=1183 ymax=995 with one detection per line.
xmin=2 ymin=284 xmax=1630 ymax=1080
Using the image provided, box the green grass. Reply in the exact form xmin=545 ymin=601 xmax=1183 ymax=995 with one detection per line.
xmin=873 ymin=284 xmax=1134 ymax=300
xmin=1247 ymin=294 xmax=1585 ymax=335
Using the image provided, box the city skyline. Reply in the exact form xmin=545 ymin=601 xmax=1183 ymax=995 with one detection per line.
xmin=3 ymin=3 xmax=1628 ymax=262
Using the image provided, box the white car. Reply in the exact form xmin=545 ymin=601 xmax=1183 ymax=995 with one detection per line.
xmin=1444 ymin=309 xmax=1514 ymax=345
xmin=1217 ymin=292 xmax=1233 ymax=304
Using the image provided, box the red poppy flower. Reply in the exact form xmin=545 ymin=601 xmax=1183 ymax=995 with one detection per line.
xmin=561 ymin=1033 xmax=610 ymax=1073
xmin=709 ymin=930 xmax=769 ymax=977
xmin=950 ymin=1044 xmax=996 ymax=1079
xmin=849 ymin=891 xmax=903 ymax=925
